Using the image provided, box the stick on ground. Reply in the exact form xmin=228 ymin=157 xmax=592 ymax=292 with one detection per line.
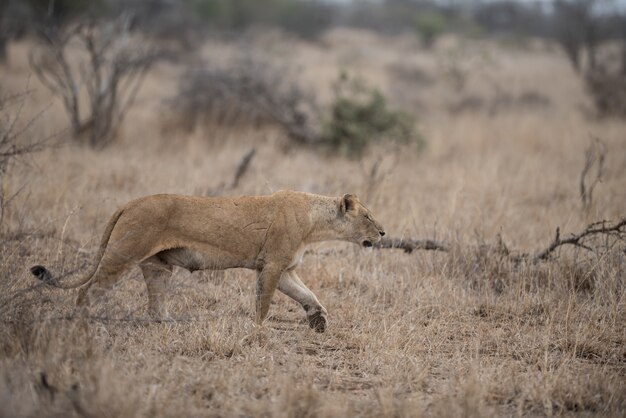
xmin=373 ymin=237 xmax=449 ymax=253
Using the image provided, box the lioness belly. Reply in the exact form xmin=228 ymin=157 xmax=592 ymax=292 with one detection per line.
xmin=156 ymin=247 xmax=255 ymax=271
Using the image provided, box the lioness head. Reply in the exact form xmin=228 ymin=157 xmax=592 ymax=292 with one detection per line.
xmin=339 ymin=194 xmax=385 ymax=247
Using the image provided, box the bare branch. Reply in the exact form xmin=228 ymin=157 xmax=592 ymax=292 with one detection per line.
xmin=231 ymin=148 xmax=256 ymax=189
xmin=580 ymin=136 xmax=606 ymax=211
xmin=372 ymin=217 xmax=625 ymax=262
xmin=533 ymin=218 xmax=626 ymax=262
xmin=374 ymin=237 xmax=449 ymax=253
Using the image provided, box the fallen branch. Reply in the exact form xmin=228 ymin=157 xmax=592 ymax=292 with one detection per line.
xmin=374 ymin=237 xmax=449 ymax=253
xmin=533 ymin=218 xmax=626 ymax=262
xmin=374 ymin=218 xmax=625 ymax=261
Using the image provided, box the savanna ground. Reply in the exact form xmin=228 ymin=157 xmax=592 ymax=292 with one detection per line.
xmin=0 ymin=29 xmax=625 ymax=417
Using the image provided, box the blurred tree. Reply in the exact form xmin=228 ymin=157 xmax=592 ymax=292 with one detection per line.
xmin=191 ymin=0 xmax=333 ymax=39
xmin=24 ymin=0 xmax=107 ymax=25
xmin=553 ymin=0 xmax=599 ymax=72
xmin=0 ymin=0 xmax=105 ymax=64
xmin=552 ymin=0 xmax=626 ymax=117
xmin=30 ymin=18 xmax=160 ymax=147
xmin=415 ymin=11 xmax=446 ymax=48
xmin=473 ymin=0 xmax=550 ymax=38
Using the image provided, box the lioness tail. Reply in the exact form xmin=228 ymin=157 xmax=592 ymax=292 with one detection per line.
xmin=29 ymin=207 xmax=124 ymax=289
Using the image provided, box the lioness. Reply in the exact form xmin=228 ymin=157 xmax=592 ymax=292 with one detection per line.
xmin=30 ymin=190 xmax=385 ymax=332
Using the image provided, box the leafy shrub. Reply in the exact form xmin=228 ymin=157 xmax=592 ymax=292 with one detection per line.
xmin=415 ymin=11 xmax=446 ymax=48
xmin=322 ymin=72 xmax=420 ymax=158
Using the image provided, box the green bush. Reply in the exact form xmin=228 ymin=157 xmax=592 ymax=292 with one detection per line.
xmin=323 ymin=72 xmax=421 ymax=158
xmin=415 ymin=11 xmax=447 ymax=48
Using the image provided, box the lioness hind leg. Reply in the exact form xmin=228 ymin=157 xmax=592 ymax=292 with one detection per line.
xmin=140 ymin=256 xmax=173 ymax=319
xmin=75 ymin=254 xmax=134 ymax=309
xmin=278 ymin=271 xmax=328 ymax=333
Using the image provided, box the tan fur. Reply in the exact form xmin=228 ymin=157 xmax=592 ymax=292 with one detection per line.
xmin=33 ymin=190 xmax=384 ymax=332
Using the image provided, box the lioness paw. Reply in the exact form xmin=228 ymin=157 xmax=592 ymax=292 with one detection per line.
xmin=307 ymin=311 xmax=328 ymax=333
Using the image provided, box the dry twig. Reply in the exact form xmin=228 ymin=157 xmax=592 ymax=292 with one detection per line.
xmin=533 ymin=218 xmax=626 ymax=262
xmin=580 ymin=137 xmax=606 ymax=211
xmin=374 ymin=237 xmax=449 ymax=253
xmin=231 ymin=148 xmax=256 ymax=189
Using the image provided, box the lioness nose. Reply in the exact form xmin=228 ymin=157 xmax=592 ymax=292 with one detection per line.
xmin=379 ymin=231 xmax=385 ymax=236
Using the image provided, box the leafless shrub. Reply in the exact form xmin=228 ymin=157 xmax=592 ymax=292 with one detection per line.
xmin=29 ymin=17 xmax=160 ymax=148
xmin=167 ymin=54 xmax=320 ymax=145
xmin=580 ymin=137 xmax=606 ymax=212
xmin=0 ymin=89 xmax=55 ymax=226
xmin=553 ymin=1 xmax=626 ymax=118
xmin=553 ymin=0 xmax=600 ymax=73
xmin=585 ymin=57 xmax=626 ymax=118
xmin=437 ymin=228 xmax=624 ymax=296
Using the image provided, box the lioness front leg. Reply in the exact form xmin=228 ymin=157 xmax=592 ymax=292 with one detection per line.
xmin=278 ymin=270 xmax=328 ymax=333
xmin=255 ymin=263 xmax=286 ymax=326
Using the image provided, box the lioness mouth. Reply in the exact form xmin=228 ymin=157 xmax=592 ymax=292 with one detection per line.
xmin=362 ymin=240 xmax=373 ymax=247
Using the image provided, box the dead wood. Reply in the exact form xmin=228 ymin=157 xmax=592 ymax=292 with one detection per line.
xmin=231 ymin=148 xmax=256 ymax=189
xmin=580 ymin=137 xmax=606 ymax=212
xmin=374 ymin=218 xmax=625 ymax=263
xmin=532 ymin=218 xmax=626 ymax=262
xmin=373 ymin=237 xmax=449 ymax=253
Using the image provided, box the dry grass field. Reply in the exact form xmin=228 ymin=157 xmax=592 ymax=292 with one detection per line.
xmin=0 ymin=29 xmax=625 ymax=417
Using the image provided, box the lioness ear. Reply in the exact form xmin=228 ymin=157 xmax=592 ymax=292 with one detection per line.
xmin=340 ymin=194 xmax=358 ymax=214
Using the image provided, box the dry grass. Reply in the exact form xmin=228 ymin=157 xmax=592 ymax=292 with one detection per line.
xmin=0 ymin=30 xmax=625 ymax=417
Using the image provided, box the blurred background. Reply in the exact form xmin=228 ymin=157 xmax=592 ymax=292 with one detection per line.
xmin=0 ymin=0 xmax=625 ymax=237
xmin=2 ymin=0 xmax=625 ymax=148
